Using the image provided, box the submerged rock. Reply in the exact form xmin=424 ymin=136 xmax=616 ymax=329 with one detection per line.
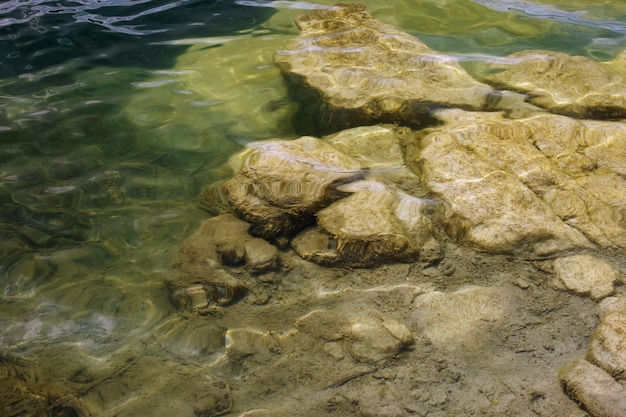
xmin=294 ymin=307 xmax=413 ymax=364
xmin=274 ymin=3 xmax=496 ymax=133
xmin=560 ymin=309 xmax=626 ymax=417
xmin=559 ymin=359 xmax=626 ymax=417
xmin=213 ymin=126 xmax=439 ymax=267
xmin=412 ymin=286 xmax=510 ymax=348
xmin=587 ymin=311 xmax=626 ymax=378
xmin=406 ymin=109 xmax=626 ymax=255
xmin=170 ymin=214 xmax=279 ymax=313
xmin=0 ymin=354 xmax=94 ymax=417
xmin=173 ymin=213 xmax=278 ymax=274
xmin=219 ymin=136 xmax=362 ymax=242
xmin=292 ymin=180 xmax=434 ymax=267
xmin=485 ymin=50 xmax=626 ymax=119
xmin=554 ymin=254 xmax=619 ymax=300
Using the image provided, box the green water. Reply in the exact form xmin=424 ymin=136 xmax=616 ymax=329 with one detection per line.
xmin=0 ymin=0 xmax=624 ymax=416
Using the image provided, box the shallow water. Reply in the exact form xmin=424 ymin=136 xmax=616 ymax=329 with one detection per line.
xmin=0 ymin=1 xmax=625 ymax=416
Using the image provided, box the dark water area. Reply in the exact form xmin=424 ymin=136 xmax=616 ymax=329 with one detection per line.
xmin=0 ymin=0 xmax=625 ymax=416
xmin=0 ymin=0 xmax=275 ymax=76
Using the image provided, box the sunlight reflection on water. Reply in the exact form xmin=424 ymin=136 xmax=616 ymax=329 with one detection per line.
xmin=0 ymin=1 xmax=625 ymax=416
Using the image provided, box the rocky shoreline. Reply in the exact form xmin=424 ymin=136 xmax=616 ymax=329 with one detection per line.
xmin=175 ymin=4 xmax=626 ymax=416
xmin=4 ymin=4 xmax=625 ymax=417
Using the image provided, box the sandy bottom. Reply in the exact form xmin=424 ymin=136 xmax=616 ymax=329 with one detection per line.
xmin=5 ymin=238 xmax=622 ymax=417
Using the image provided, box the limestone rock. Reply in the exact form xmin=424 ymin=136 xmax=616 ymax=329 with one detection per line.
xmin=219 ymin=136 xmax=362 ymax=241
xmin=274 ymin=3 xmax=496 ymax=133
xmin=559 ymin=359 xmax=626 ymax=417
xmin=587 ymin=311 xmax=626 ymax=378
xmin=346 ymin=315 xmax=413 ymax=363
xmin=291 ymin=180 xmax=434 ymax=267
xmin=412 ymin=286 xmax=510 ymax=348
xmin=323 ymin=124 xmax=426 ymax=195
xmin=485 ymin=50 xmax=626 ymax=119
xmin=410 ymin=120 xmax=590 ymax=254
xmin=597 ymin=297 xmax=626 ymax=318
xmin=225 ymin=327 xmax=298 ymax=359
xmin=173 ymin=214 xmax=279 ymax=274
xmin=0 ymin=354 xmax=94 ymax=417
xmin=554 ymin=254 xmax=619 ymax=300
xmin=406 ymin=109 xmax=626 ymax=254
xmin=294 ymin=308 xmax=412 ymax=363
xmin=169 ymin=214 xmax=280 ymax=312
xmin=324 ymin=124 xmax=408 ymax=170
xmin=80 ymin=353 xmax=233 ymax=417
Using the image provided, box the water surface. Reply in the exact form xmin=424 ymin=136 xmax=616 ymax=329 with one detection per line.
xmin=0 ymin=1 xmax=624 ymax=416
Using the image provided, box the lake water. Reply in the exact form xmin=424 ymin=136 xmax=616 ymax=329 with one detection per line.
xmin=1 ymin=1 xmax=625 ymax=416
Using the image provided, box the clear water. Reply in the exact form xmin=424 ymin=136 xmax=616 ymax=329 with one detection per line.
xmin=0 ymin=0 xmax=624 ymax=416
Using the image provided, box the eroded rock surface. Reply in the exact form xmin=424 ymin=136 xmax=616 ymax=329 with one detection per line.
xmin=292 ymin=181 xmax=435 ymax=267
xmin=294 ymin=307 xmax=413 ymax=364
xmin=554 ymin=254 xmax=619 ymax=300
xmin=485 ymin=50 xmax=626 ymax=119
xmin=412 ymin=286 xmax=511 ymax=348
xmin=274 ymin=3 xmax=496 ymax=133
xmin=559 ymin=359 xmax=626 ymax=417
xmin=560 ymin=308 xmax=626 ymax=417
xmin=587 ymin=311 xmax=626 ymax=378
xmin=406 ymin=109 xmax=626 ymax=255
xmin=214 ymin=126 xmax=439 ymax=267
xmin=170 ymin=214 xmax=278 ymax=313
xmin=218 ymin=136 xmax=362 ymax=242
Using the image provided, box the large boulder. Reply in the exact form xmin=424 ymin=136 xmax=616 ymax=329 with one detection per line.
xmin=274 ymin=3 xmax=497 ymax=133
xmin=485 ymin=50 xmax=626 ymax=119
xmin=406 ymin=109 xmax=626 ymax=255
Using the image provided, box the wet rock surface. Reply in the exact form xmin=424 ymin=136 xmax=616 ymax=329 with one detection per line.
xmin=587 ymin=311 xmax=626 ymax=378
xmin=165 ymin=247 xmax=604 ymax=417
xmin=274 ymin=3 xmax=497 ymax=133
xmin=485 ymin=50 xmax=626 ymax=119
xmin=554 ymin=254 xmax=619 ymax=300
xmin=8 ymin=6 xmax=626 ymax=417
xmin=560 ymin=306 xmax=626 ymax=417
xmin=559 ymin=359 xmax=626 ymax=417
xmin=214 ymin=125 xmax=439 ymax=268
xmin=1 ymin=346 xmax=233 ymax=417
xmin=292 ymin=181 xmax=432 ymax=267
xmin=169 ymin=213 xmax=278 ymax=313
xmin=218 ymin=136 xmax=362 ymax=242
xmin=406 ymin=109 xmax=626 ymax=255
xmin=174 ymin=6 xmax=626 ymax=413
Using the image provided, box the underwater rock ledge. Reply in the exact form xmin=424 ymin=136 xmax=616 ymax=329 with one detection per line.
xmin=274 ymin=3 xmax=498 ymax=134
xmin=485 ymin=50 xmax=626 ymax=119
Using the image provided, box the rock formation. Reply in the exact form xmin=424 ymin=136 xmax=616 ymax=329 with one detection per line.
xmin=212 ymin=126 xmax=438 ymax=268
xmin=405 ymin=109 xmax=626 ymax=255
xmin=220 ymin=136 xmax=362 ymax=243
xmin=553 ymin=254 xmax=619 ymax=300
xmin=485 ymin=50 xmax=626 ymax=119
xmin=170 ymin=214 xmax=278 ymax=313
xmin=560 ymin=304 xmax=626 ymax=417
xmin=274 ymin=3 xmax=497 ymax=133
